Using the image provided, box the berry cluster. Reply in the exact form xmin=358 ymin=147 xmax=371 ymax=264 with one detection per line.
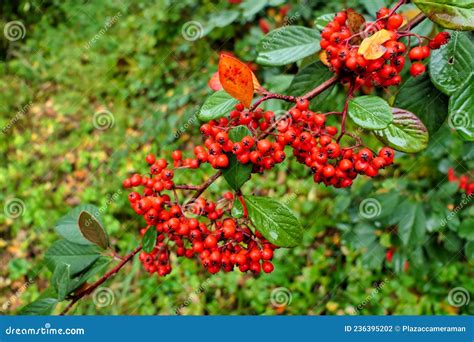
xmin=448 ymin=168 xmax=474 ymax=195
xmin=123 ymin=158 xmax=277 ymax=276
xmin=320 ymin=9 xmax=450 ymax=86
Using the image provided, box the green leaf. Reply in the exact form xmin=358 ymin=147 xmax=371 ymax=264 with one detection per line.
xmin=52 ymin=263 xmax=71 ymax=300
xmin=413 ymin=0 xmax=474 ymax=30
xmin=348 ymin=95 xmax=393 ymax=130
xmin=240 ymin=0 xmax=267 ymax=19
xmin=362 ymin=0 xmax=390 ymax=16
xmin=315 ymin=13 xmax=336 ymax=31
xmin=142 ymin=227 xmax=157 ymax=253
xmin=244 ymin=195 xmax=304 ymax=247
xmin=45 ymin=240 xmax=101 ymax=275
xmin=55 ymin=204 xmax=103 ymax=246
xmin=67 ymin=257 xmax=112 ymax=294
xmin=362 ymin=242 xmax=385 ymax=270
xmin=78 ymin=211 xmax=109 ymax=249
xmin=208 ymin=10 xmax=239 ymax=28
xmin=459 ymin=218 xmax=474 ymax=240
xmin=397 ymin=201 xmax=426 ymax=246
xmin=198 ymin=91 xmax=239 ymax=122
xmin=223 ymin=126 xmax=253 ymax=190
xmin=286 ymin=61 xmax=334 ymax=106
xmin=374 ymin=108 xmax=429 ymax=153
xmin=394 ymin=73 xmax=448 ymax=135
xmin=465 ymin=241 xmax=474 ymax=260
xmin=19 ymin=298 xmax=58 ymax=315
xmin=449 ymin=74 xmax=474 ymax=141
xmin=429 ymin=31 xmax=473 ymax=95
xmin=231 ymin=199 xmax=244 ymax=219
xmin=256 ymin=26 xmax=321 ymax=66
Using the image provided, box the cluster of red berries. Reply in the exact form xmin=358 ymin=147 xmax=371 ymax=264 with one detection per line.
xmin=279 ymin=101 xmax=395 ymax=187
xmin=320 ymin=9 xmax=450 ymax=86
xmin=448 ymin=168 xmax=474 ymax=195
xmin=123 ymin=158 xmax=277 ymax=276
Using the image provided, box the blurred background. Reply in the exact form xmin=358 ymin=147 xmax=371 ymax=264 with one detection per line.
xmin=1 ymin=0 xmax=473 ymax=315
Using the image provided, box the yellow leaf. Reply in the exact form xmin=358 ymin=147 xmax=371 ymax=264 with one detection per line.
xmin=319 ymin=50 xmax=330 ymax=66
xmin=358 ymin=29 xmax=393 ymax=60
xmin=218 ymin=53 xmax=255 ymax=108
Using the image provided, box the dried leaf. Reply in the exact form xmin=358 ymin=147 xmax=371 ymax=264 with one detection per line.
xmin=218 ymin=53 xmax=255 ymax=107
xmin=319 ymin=50 xmax=330 ymax=66
xmin=347 ymin=9 xmax=366 ymax=44
xmin=358 ymin=29 xmax=393 ymax=60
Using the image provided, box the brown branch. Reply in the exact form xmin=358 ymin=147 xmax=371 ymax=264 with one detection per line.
xmin=400 ymin=12 xmax=426 ymax=31
xmin=60 ymin=245 xmax=142 ymax=315
xmin=249 ymin=93 xmax=297 ymax=112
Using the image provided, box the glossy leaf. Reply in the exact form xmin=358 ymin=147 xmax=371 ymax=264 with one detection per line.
xmin=449 ymin=74 xmax=474 ymax=141
xmin=459 ymin=218 xmax=474 ymax=240
xmin=19 ymin=298 xmax=58 ymax=315
xmin=315 ymin=13 xmax=336 ymax=31
xmin=218 ymin=53 xmax=255 ymax=107
xmin=52 ymin=263 xmax=71 ymax=300
xmin=223 ymin=126 xmax=253 ymax=190
xmin=413 ymin=0 xmax=474 ymax=30
xmin=348 ymin=95 xmax=393 ymax=130
xmin=45 ymin=240 xmax=101 ymax=275
xmin=394 ymin=73 xmax=449 ymax=135
xmin=429 ymin=31 xmax=473 ymax=95
xmin=78 ymin=211 xmax=109 ymax=249
xmin=397 ymin=201 xmax=427 ymax=246
xmin=231 ymin=199 xmax=244 ymax=219
xmin=244 ymin=195 xmax=304 ymax=247
xmin=198 ymin=90 xmax=239 ymax=122
xmin=374 ymin=108 xmax=429 ymax=153
xmin=142 ymin=227 xmax=158 ymax=253
xmin=256 ymin=26 xmax=320 ymax=66
xmin=287 ymin=61 xmax=334 ymax=106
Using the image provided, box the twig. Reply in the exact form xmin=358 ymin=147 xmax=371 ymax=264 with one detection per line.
xmin=60 ymin=245 xmax=142 ymax=315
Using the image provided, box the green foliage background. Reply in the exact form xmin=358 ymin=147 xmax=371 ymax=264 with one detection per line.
xmin=1 ymin=0 xmax=473 ymax=315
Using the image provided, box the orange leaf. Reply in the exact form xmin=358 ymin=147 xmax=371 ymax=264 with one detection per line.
xmin=358 ymin=29 xmax=393 ymax=60
xmin=218 ymin=53 xmax=255 ymax=108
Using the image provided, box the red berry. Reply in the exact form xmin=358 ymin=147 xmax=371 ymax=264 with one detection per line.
xmin=296 ymin=98 xmax=309 ymax=111
xmin=410 ymin=62 xmax=426 ymax=77
xmin=387 ymin=14 xmax=403 ymax=30
xmin=262 ymin=261 xmax=274 ymax=273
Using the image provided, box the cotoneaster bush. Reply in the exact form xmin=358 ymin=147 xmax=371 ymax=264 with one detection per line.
xmin=20 ymin=0 xmax=473 ymax=315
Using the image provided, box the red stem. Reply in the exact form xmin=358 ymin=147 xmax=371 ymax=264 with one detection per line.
xmin=237 ymin=194 xmax=248 ymax=218
xmin=337 ymin=80 xmax=356 ymax=142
